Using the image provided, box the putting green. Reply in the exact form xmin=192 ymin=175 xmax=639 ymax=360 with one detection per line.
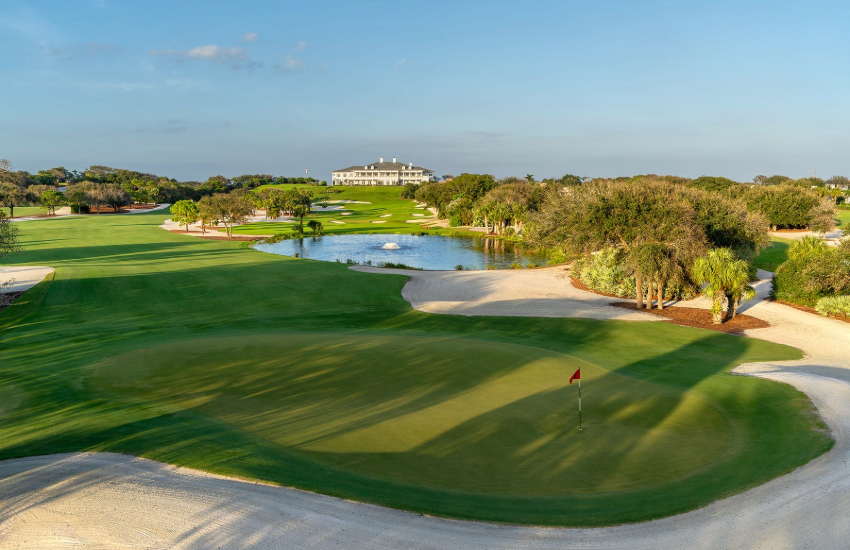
xmin=93 ymin=333 xmax=732 ymax=495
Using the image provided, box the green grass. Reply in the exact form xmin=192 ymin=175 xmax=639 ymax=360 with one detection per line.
xmin=0 ymin=212 xmax=833 ymax=526
xmin=1 ymin=206 xmax=47 ymax=217
xmin=230 ymin=185 xmax=473 ymax=236
xmin=837 ymin=207 xmax=850 ymax=229
xmin=754 ymin=237 xmax=792 ymax=272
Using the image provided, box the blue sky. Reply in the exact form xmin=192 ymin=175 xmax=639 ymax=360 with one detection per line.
xmin=2 ymin=0 xmax=849 ymax=182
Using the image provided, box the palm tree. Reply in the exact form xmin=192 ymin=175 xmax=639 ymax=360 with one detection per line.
xmin=292 ymin=204 xmax=309 ymax=231
xmin=693 ymin=248 xmax=754 ymax=324
xmin=307 ymin=220 xmax=323 ymax=236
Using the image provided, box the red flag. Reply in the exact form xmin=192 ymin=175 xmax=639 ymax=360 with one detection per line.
xmin=569 ymin=368 xmax=580 ymax=384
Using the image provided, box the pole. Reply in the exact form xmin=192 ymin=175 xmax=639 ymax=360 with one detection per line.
xmin=579 ymin=377 xmax=582 ymax=431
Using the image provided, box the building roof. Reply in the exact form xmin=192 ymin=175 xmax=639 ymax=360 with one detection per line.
xmin=333 ymin=161 xmax=433 ymax=174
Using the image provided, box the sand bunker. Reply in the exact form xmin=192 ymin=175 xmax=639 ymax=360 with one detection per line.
xmin=0 ymin=266 xmax=54 ymax=293
xmin=370 ymin=221 xmax=387 ymax=224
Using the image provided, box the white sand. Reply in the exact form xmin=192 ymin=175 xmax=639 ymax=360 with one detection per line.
xmin=340 ymin=213 xmax=352 ymax=216
xmin=10 ymin=204 xmax=169 ymax=222
xmin=3 ymin=268 xmax=850 ymax=549
xmin=329 ymin=220 xmax=346 ymax=224
xmin=370 ymin=220 xmax=387 ymax=224
xmin=353 ymin=265 xmax=658 ymax=321
xmin=380 ymin=214 xmax=392 ymax=217
xmin=0 ymin=266 xmax=54 ymax=293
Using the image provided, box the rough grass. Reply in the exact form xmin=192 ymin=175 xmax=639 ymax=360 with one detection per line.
xmin=837 ymin=208 xmax=850 ymax=229
xmin=1 ymin=206 xmax=48 ymax=217
xmin=0 ymin=211 xmax=832 ymax=526
xmin=754 ymin=237 xmax=792 ymax=272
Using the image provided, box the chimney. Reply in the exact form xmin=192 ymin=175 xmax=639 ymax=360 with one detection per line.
xmin=409 ymin=163 xmax=412 ymax=169
xmin=393 ymin=157 xmax=396 ymax=163
xmin=380 ymin=157 xmax=384 ymax=163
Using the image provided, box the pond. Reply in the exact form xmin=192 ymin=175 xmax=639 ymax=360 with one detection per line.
xmin=254 ymin=234 xmax=547 ymax=270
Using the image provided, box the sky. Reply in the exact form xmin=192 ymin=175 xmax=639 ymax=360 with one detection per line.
xmin=2 ymin=0 xmax=850 ymax=182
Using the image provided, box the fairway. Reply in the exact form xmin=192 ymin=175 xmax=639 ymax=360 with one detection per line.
xmin=229 ymin=185 xmax=470 ymax=236
xmin=0 ymin=211 xmax=833 ymax=525
xmin=753 ymin=237 xmax=791 ymax=272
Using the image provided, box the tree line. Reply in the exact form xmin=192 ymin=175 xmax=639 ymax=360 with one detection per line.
xmin=0 ymin=159 xmax=326 ymax=217
xmin=410 ymin=172 xmax=844 ymax=323
xmin=169 ymin=187 xmax=318 ymax=238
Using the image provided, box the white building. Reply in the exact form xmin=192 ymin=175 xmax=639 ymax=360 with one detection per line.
xmin=331 ymin=157 xmax=434 ymax=186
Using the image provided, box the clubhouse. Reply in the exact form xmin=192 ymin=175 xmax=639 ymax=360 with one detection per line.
xmin=331 ymin=157 xmax=434 ymax=186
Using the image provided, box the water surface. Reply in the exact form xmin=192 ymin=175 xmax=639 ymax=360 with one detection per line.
xmin=254 ymin=234 xmax=544 ymax=270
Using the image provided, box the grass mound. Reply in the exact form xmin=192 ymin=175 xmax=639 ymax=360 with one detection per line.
xmin=0 ymin=210 xmax=833 ymax=525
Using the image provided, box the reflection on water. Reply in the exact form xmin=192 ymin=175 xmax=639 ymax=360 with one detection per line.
xmin=254 ymin=234 xmax=546 ymax=270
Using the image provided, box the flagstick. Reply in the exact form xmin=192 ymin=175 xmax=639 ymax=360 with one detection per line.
xmin=579 ymin=377 xmax=582 ymax=431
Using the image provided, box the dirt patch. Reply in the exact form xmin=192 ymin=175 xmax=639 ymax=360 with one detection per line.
xmin=167 ymin=230 xmax=262 ymax=242
xmin=610 ymin=302 xmax=769 ymax=334
xmin=0 ymin=292 xmax=24 ymax=313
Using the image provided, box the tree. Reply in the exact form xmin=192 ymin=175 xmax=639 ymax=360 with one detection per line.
xmin=307 ymin=219 xmax=323 ymax=236
xmin=292 ymin=204 xmax=309 ymax=231
xmin=197 ymin=193 xmax=252 ymax=237
xmin=692 ymin=248 xmax=754 ymax=324
xmin=39 ymin=190 xmax=65 ymax=215
xmin=525 ymin=174 xmax=535 ymax=183
xmin=526 ymin=178 xmax=709 ymax=309
xmin=170 ymin=200 xmax=199 ymax=231
xmin=0 ymin=183 xmax=29 ymax=218
xmin=764 ymin=175 xmax=792 ymax=186
xmin=102 ymin=184 xmax=132 ymax=212
xmin=809 ymin=198 xmax=837 ymax=235
xmin=0 ymin=213 xmax=21 ymax=260
xmin=753 ymin=175 xmax=767 ymax=185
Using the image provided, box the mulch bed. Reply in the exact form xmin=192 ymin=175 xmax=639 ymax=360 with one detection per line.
xmin=611 ymin=302 xmax=770 ymax=334
xmin=569 ymin=276 xmax=622 ymax=298
xmin=167 ymin=230 xmax=263 ymax=242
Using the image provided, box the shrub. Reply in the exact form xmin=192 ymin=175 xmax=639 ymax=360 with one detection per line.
xmin=510 ymin=262 xmax=524 ymax=269
xmin=486 ymin=264 xmax=497 ymax=270
xmin=772 ymin=238 xmax=850 ymax=306
xmin=547 ymin=249 xmax=568 ymax=265
xmin=815 ymin=296 xmax=850 ymax=318
xmin=455 ymin=264 xmax=464 ymax=270
xmin=573 ymin=247 xmax=635 ymax=298
xmin=377 ymin=261 xmax=422 ymax=270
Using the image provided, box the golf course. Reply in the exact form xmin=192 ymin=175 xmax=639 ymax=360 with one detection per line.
xmin=0 ymin=204 xmax=833 ymax=527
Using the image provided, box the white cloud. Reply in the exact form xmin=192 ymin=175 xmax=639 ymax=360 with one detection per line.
xmin=294 ymin=41 xmax=306 ymax=52
xmin=240 ymin=32 xmax=259 ymax=43
xmin=45 ymin=42 xmax=118 ymax=61
xmin=393 ymin=58 xmax=407 ymax=69
xmin=149 ymin=44 xmax=259 ymax=69
xmin=274 ymin=56 xmax=304 ymax=73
